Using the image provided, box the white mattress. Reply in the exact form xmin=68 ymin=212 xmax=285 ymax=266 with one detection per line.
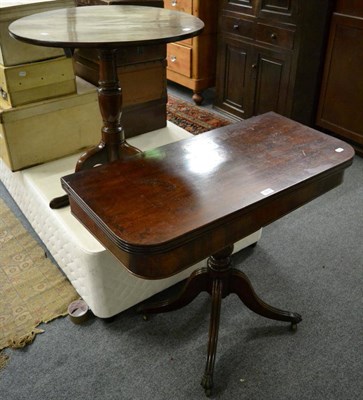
xmin=0 ymin=122 xmax=262 ymax=318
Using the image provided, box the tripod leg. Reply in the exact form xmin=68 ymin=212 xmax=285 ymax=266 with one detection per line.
xmin=138 ymin=267 xmax=209 ymax=316
xmin=230 ymin=269 xmax=302 ymax=326
xmin=201 ymin=278 xmax=223 ymax=397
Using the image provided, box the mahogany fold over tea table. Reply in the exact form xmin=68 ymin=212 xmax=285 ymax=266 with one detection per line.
xmin=61 ymin=112 xmax=354 ymax=396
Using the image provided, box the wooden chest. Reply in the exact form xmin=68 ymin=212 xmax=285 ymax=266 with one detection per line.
xmin=73 ymin=45 xmax=167 ymax=136
xmin=0 ymin=77 xmax=102 ymax=171
xmin=0 ymin=0 xmax=75 ymax=66
xmin=164 ymin=0 xmax=219 ymax=105
xmin=0 ymin=56 xmax=76 ymax=109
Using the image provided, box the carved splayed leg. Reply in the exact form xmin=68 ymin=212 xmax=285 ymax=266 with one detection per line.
xmin=201 ymin=245 xmax=233 ymax=396
xmin=229 ymin=269 xmax=302 ymax=327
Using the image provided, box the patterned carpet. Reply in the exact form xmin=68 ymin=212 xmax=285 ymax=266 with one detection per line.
xmin=167 ymin=95 xmax=233 ymax=134
xmin=0 ymin=198 xmax=79 ymax=367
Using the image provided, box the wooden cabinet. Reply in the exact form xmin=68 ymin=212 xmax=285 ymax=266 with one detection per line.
xmin=164 ymin=0 xmax=218 ymax=104
xmin=316 ymin=0 xmax=363 ymax=155
xmin=215 ymin=0 xmax=332 ymax=125
xmin=216 ymin=34 xmax=291 ymax=119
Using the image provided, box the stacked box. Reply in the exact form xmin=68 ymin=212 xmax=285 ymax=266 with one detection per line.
xmin=0 ymin=0 xmax=75 ymax=66
xmin=0 ymin=77 xmax=102 ymax=171
xmin=0 ymin=56 xmax=76 ymax=108
xmin=0 ymin=1 xmax=77 ymax=108
xmin=74 ymin=43 xmax=167 ymax=136
xmin=0 ymin=1 xmax=95 ymax=172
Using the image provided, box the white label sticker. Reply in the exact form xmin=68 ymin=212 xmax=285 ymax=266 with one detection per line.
xmin=335 ymin=148 xmax=344 ymax=153
xmin=18 ymin=71 xmax=26 ymax=77
xmin=261 ymin=188 xmax=274 ymax=196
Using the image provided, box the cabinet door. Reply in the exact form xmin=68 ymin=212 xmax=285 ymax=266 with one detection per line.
xmin=251 ymin=46 xmax=292 ymax=116
xmin=258 ymin=0 xmax=298 ymax=22
xmin=316 ymin=13 xmax=363 ymax=146
xmin=221 ymin=0 xmax=257 ymax=16
xmin=215 ymin=38 xmax=292 ymax=119
xmin=215 ymin=36 xmax=254 ymax=118
xmin=335 ymin=0 xmax=363 ymax=17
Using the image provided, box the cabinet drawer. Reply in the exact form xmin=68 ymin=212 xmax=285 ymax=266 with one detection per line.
xmin=221 ymin=16 xmax=255 ymax=39
xmin=258 ymin=0 xmax=298 ymax=23
xmin=256 ymin=23 xmax=295 ymax=50
xmin=163 ymin=0 xmax=192 ymax=14
xmin=167 ymin=43 xmax=192 ymax=77
xmin=77 ymin=45 xmax=166 ymax=66
xmin=164 ymin=0 xmax=193 ymax=45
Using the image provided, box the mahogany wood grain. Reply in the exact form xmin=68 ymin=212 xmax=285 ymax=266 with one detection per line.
xmin=62 ymin=112 xmax=354 ymax=279
xmin=77 ymin=0 xmax=163 ymax=6
xmin=336 ymin=0 xmax=363 ymax=18
xmin=8 ymin=6 xmax=204 ymax=49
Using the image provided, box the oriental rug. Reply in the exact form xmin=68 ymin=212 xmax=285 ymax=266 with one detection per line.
xmin=167 ymin=95 xmax=233 ymax=134
xmin=0 ymin=198 xmax=79 ymax=368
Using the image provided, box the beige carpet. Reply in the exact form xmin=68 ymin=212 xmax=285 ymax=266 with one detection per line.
xmin=0 ymin=198 xmax=79 ymax=366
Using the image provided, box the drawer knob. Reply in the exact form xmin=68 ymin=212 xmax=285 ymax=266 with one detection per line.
xmin=0 ymin=88 xmax=8 ymax=100
xmin=270 ymin=33 xmax=277 ymax=40
xmin=171 ymin=0 xmax=177 ymax=6
xmin=170 ymin=55 xmax=177 ymax=63
xmin=251 ymin=63 xmax=257 ymax=69
xmin=233 ymin=24 xmax=239 ymax=30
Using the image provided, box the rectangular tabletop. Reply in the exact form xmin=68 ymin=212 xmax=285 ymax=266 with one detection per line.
xmin=62 ymin=112 xmax=354 ymax=279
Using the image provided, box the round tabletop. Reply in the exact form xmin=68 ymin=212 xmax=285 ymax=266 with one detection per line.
xmin=8 ymin=5 xmax=204 ymax=48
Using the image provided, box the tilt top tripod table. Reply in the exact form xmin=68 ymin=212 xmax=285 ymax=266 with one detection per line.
xmin=9 ymin=5 xmax=204 ymax=208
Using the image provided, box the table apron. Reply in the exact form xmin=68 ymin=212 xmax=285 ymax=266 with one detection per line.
xmin=68 ymin=168 xmax=346 ymax=280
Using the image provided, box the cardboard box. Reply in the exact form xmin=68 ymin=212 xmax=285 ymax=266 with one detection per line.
xmin=0 ymin=56 xmax=76 ymax=108
xmin=0 ymin=77 xmax=102 ymax=171
xmin=0 ymin=0 xmax=75 ymax=66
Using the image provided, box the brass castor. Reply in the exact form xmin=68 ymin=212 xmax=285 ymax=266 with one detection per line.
xmin=142 ymin=314 xmax=149 ymax=321
xmin=201 ymin=374 xmax=213 ymax=397
xmin=290 ymin=313 xmax=302 ymax=331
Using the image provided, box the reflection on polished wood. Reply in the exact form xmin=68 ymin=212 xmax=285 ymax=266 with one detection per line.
xmin=9 ymin=6 xmax=204 ymax=208
xmin=61 ymin=112 xmax=354 ymax=395
xmin=8 ymin=6 xmax=204 ymax=48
